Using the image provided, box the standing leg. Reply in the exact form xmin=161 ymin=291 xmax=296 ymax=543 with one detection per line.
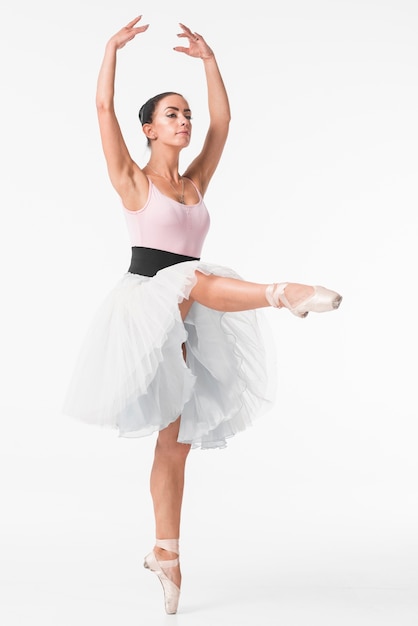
xmin=145 ymin=304 xmax=193 ymax=614
xmin=145 ymin=418 xmax=190 ymax=614
xmin=150 ymin=417 xmax=190 ymax=582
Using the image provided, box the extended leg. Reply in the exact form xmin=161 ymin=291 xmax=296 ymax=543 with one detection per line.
xmin=187 ymin=273 xmax=341 ymax=317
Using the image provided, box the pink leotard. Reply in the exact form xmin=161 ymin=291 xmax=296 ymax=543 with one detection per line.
xmin=123 ymin=177 xmax=210 ymax=258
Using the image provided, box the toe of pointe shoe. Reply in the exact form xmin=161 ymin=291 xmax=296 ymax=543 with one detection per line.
xmin=293 ymin=286 xmax=343 ymax=317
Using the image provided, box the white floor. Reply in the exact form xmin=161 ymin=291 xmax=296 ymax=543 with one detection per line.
xmin=1 ymin=542 xmax=417 ymax=626
xmin=1 ymin=409 xmax=417 ymax=626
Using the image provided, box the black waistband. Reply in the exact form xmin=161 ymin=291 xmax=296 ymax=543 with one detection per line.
xmin=128 ymin=247 xmax=200 ymax=277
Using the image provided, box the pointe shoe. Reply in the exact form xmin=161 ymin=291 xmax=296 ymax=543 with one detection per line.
xmin=144 ymin=539 xmax=181 ymax=614
xmin=266 ymin=283 xmax=342 ymax=318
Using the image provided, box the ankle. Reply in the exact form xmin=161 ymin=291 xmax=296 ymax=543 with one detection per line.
xmin=155 ymin=546 xmax=179 ymax=561
xmin=265 ymin=283 xmax=314 ymax=309
xmin=265 ymin=283 xmax=286 ymax=308
xmin=155 ymin=538 xmax=180 ymax=562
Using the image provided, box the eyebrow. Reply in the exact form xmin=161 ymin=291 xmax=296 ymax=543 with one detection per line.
xmin=164 ymin=106 xmax=192 ymax=114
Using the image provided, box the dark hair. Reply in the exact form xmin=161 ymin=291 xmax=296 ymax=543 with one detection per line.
xmin=139 ymin=91 xmax=182 ymax=125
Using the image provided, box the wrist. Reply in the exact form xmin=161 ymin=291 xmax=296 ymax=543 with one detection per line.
xmin=201 ymin=51 xmax=215 ymax=61
xmin=105 ymin=39 xmax=119 ymax=54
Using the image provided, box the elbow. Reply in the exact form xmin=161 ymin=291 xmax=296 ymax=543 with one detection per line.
xmin=223 ymin=115 xmax=232 ymax=131
xmin=223 ymin=109 xmax=232 ymax=126
xmin=96 ymin=99 xmax=114 ymax=114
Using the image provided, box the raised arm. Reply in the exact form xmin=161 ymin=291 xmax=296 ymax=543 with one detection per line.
xmin=174 ymin=25 xmax=231 ymax=196
xmin=96 ymin=16 xmax=149 ymax=208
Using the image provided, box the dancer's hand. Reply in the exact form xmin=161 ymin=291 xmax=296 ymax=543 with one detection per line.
xmin=173 ymin=23 xmax=214 ymax=59
xmin=107 ymin=15 xmax=149 ymax=50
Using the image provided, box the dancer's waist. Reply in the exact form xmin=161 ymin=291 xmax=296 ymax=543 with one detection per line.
xmin=128 ymin=246 xmax=200 ymax=277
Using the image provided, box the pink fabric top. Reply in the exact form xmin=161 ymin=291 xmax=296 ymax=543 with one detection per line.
xmin=123 ymin=177 xmax=210 ymax=258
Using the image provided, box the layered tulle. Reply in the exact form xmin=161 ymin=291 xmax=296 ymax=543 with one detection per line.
xmin=63 ymin=261 xmax=277 ymax=449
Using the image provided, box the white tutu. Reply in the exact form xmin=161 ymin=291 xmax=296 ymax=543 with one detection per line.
xmin=63 ymin=261 xmax=277 ymax=449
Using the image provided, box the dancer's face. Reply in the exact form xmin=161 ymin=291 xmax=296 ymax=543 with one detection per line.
xmin=144 ymin=95 xmax=192 ymax=148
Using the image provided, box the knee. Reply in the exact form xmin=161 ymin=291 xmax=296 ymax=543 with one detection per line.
xmin=155 ymin=437 xmax=191 ymax=463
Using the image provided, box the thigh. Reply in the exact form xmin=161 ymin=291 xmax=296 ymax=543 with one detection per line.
xmin=178 ymin=270 xmax=209 ymax=320
xmin=178 ymin=271 xmax=205 ymax=321
xmin=179 ymin=297 xmax=194 ymax=321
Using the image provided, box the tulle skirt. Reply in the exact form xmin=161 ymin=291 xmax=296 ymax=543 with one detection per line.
xmin=63 ymin=260 xmax=277 ymax=449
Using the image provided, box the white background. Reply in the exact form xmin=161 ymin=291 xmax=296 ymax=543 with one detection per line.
xmin=0 ymin=0 xmax=417 ymax=624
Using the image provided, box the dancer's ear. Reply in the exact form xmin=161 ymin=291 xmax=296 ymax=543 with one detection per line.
xmin=143 ymin=123 xmax=156 ymax=140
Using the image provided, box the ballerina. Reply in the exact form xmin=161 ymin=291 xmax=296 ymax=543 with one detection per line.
xmin=64 ymin=16 xmax=342 ymax=614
